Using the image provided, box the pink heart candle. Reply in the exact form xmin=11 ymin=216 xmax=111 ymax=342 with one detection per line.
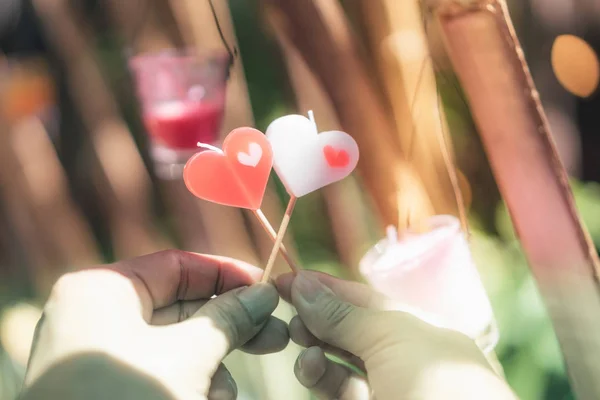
xmin=359 ymin=215 xmax=498 ymax=352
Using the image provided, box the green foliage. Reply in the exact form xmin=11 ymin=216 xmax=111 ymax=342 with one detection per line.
xmin=473 ymin=178 xmax=600 ymax=400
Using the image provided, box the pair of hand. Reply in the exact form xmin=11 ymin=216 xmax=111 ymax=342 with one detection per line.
xmin=21 ymin=250 xmax=516 ymax=400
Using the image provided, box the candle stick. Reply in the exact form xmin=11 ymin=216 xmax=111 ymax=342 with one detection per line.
xmin=261 ymin=196 xmax=297 ymax=282
xmin=262 ymin=110 xmax=360 ymax=281
xmin=252 ymin=208 xmax=298 ymax=273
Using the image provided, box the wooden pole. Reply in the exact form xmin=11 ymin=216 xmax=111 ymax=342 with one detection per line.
xmin=354 ymin=0 xmax=467 ymax=229
xmin=263 ymin=0 xmax=434 ymax=229
xmin=33 ymin=0 xmax=171 ymax=258
xmin=432 ymin=1 xmax=600 ymax=398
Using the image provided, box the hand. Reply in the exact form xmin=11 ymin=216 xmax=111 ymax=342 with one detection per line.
xmin=23 ymin=250 xmax=288 ymax=400
xmin=277 ymin=270 xmax=517 ymax=400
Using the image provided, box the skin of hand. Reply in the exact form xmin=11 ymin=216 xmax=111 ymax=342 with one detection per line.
xmin=22 ymin=250 xmax=289 ymax=400
xmin=276 ymin=270 xmax=519 ymax=400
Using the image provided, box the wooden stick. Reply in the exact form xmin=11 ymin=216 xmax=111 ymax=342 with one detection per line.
xmin=261 ymin=197 xmax=297 ymax=283
xmin=431 ymin=0 xmax=600 ymax=397
xmin=253 ymin=209 xmax=299 ymax=273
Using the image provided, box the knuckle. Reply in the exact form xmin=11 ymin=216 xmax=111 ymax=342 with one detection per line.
xmin=159 ymin=249 xmax=185 ymax=270
xmin=317 ymin=298 xmax=354 ymax=338
xmin=209 ymin=296 xmax=253 ymax=345
xmin=50 ymin=272 xmax=81 ymax=300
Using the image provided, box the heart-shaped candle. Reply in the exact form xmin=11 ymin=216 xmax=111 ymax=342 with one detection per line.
xmin=265 ymin=114 xmax=359 ymax=197
xmin=183 ymin=127 xmax=273 ymax=209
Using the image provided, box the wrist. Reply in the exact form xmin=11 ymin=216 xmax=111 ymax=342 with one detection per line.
xmin=422 ymin=361 xmax=517 ymax=400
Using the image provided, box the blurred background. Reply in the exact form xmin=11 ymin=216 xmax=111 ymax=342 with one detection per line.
xmin=0 ymin=0 xmax=599 ymax=399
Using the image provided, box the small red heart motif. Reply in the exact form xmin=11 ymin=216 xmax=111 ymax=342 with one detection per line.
xmin=183 ymin=128 xmax=273 ymax=209
xmin=323 ymin=145 xmax=350 ymax=168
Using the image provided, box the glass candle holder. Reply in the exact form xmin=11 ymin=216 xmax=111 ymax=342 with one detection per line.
xmin=129 ymin=49 xmax=230 ymax=179
xmin=359 ymin=215 xmax=498 ymax=353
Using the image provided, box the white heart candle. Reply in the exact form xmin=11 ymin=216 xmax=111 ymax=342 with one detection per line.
xmin=265 ymin=114 xmax=359 ymax=197
xmin=359 ymin=215 xmax=498 ymax=352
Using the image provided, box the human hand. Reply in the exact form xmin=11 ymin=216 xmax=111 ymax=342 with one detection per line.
xmin=23 ymin=250 xmax=288 ymax=400
xmin=277 ymin=270 xmax=517 ymax=400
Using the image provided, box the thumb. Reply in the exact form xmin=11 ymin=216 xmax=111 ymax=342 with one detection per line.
xmin=170 ymin=283 xmax=279 ymax=371
xmin=291 ymin=272 xmax=392 ymax=358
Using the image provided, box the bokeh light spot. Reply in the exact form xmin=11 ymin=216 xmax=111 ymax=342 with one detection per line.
xmin=551 ymin=34 xmax=599 ymax=98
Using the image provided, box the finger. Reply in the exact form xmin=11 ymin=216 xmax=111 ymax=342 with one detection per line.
xmin=295 ymin=347 xmax=371 ymax=400
xmin=151 ymin=300 xmax=208 ymax=325
xmin=154 ymin=299 xmax=288 ymax=353
xmin=288 ymin=271 xmax=398 ymax=358
xmin=240 ymin=316 xmax=289 ymax=354
xmin=289 ymin=316 xmax=365 ymax=372
xmin=110 ymin=250 xmax=264 ymax=321
xmin=208 ymin=364 xmax=237 ymax=400
xmin=153 ymin=298 xmax=288 ymax=354
xmin=171 ymin=283 xmax=279 ymax=368
xmin=276 ymin=271 xmax=387 ymax=309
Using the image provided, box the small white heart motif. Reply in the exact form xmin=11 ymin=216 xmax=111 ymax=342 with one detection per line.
xmin=266 ymin=114 xmax=359 ymax=197
xmin=237 ymin=142 xmax=263 ymax=167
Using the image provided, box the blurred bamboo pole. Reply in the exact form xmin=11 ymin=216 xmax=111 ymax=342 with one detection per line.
xmin=33 ymin=0 xmax=170 ymax=258
xmin=104 ymin=0 xmax=211 ymax=256
xmin=263 ymin=0 xmax=434 ymax=231
xmin=431 ymin=1 xmax=600 ymax=398
xmin=0 ymin=61 xmax=99 ymax=294
xmin=168 ymin=0 xmax=301 ymax=273
xmin=0 ymin=119 xmax=57 ymax=295
xmin=353 ymin=0 xmax=467 ymax=229
xmin=104 ymin=0 xmax=184 ymax=53
xmin=161 ymin=0 xmax=260 ymax=265
xmin=265 ymin=6 xmax=375 ymax=275
xmin=8 ymin=117 xmax=100 ymax=268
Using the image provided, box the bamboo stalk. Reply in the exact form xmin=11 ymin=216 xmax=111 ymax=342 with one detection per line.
xmin=33 ymin=0 xmax=171 ymax=258
xmin=431 ymin=1 xmax=600 ymax=398
xmin=0 ymin=62 xmax=99 ymax=287
xmin=159 ymin=0 xmax=261 ymax=265
xmin=0 ymin=118 xmax=57 ymax=295
xmin=9 ymin=117 xmax=100 ymax=268
xmin=263 ymin=0 xmax=434 ymax=230
xmin=355 ymin=0 xmax=467 ymax=228
xmin=105 ymin=0 xmax=184 ymax=53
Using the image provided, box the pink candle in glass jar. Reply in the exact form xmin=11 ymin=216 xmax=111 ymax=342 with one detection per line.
xmin=129 ymin=49 xmax=229 ymax=179
xmin=143 ymin=100 xmax=224 ymax=150
xmin=359 ymin=215 xmax=498 ymax=352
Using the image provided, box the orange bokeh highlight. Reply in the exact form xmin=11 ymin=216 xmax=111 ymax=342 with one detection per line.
xmin=551 ymin=34 xmax=600 ymax=98
xmin=0 ymin=59 xmax=55 ymax=122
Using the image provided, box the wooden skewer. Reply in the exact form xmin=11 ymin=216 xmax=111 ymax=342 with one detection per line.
xmin=252 ymin=209 xmax=299 ymax=273
xmin=261 ymin=196 xmax=297 ymax=283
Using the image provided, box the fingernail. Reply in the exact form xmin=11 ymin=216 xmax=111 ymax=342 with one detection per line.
xmin=293 ymin=272 xmax=326 ymax=304
xmin=226 ymin=375 xmax=238 ymax=398
xmin=236 ymin=283 xmax=278 ymax=326
xmin=297 ymin=348 xmax=309 ymax=370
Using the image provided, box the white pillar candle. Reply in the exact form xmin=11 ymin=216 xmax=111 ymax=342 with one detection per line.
xmin=360 ymin=215 xmax=498 ymax=352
